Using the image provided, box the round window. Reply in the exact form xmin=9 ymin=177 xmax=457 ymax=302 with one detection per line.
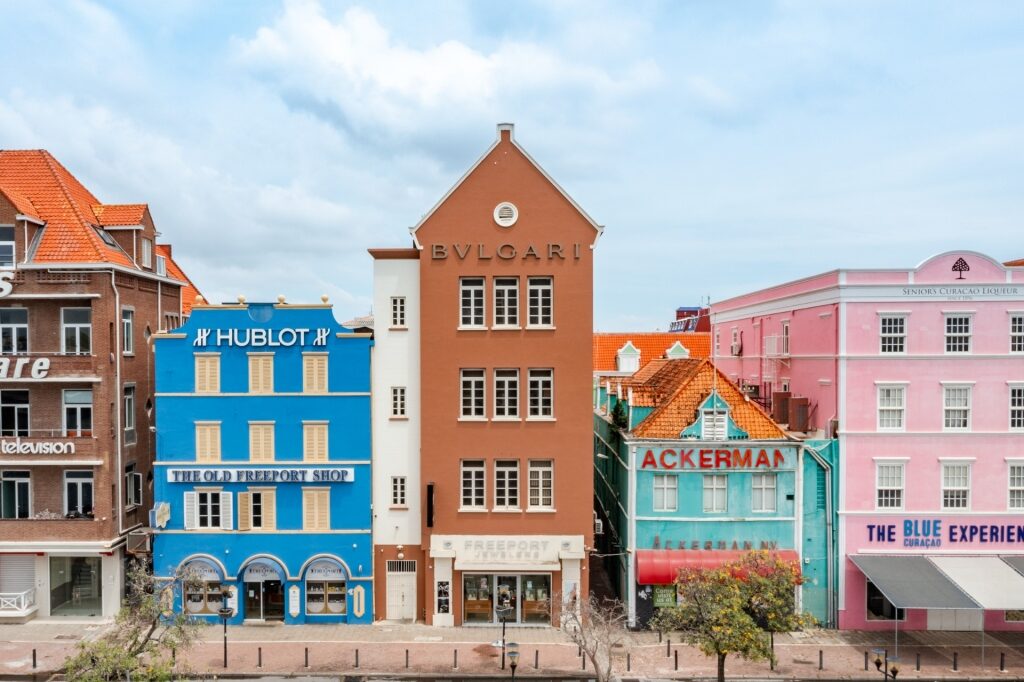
xmin=493 ymin=202 xmax=518 ymax=227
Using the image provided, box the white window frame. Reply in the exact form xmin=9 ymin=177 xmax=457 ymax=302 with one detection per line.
xmin=1010 ymin=463 xmax=1024 ymax=510
xmin=527 ymin=368 xmax=554 ymax=419
xmin=1011 ymin=385 xmax=1024 ymax=431
xmin=528 ymin=460 xmax=554 ymax=510
xmin=125 ymin=463 xmax=142 ymax=508
xmin=391 ymin=386 xmax=407 ymax=418
xmin=702 ymin=474 xmax=727 ymax=513
xmin=653 ymin=473 xmax=678 ymax=512
xmin=493 ymin=369 xmax=519 ymax=420
xmin=63 ymin=470 xmax=94 ymax=516
xmin=61 ymin=307 xmax=91 ymax=355
xmin=526 ymin=276 xmax=553 ymax=328
xmin=391 ymin=476 xmax=407 ymax=507
xmin=62 ymin=388 xmax=93 ymax=437
xmin=941 ymin=461 xmax=971 ymax=510
xmin=701 ymin=408 xmax=727 ymax=440
xmin=493 ymin=277 xmax=519 ymax=328
xmin=876 ymin=384 xmax=906 ymax=431
xmin=141 ymin=237 xmax=153 ymax=268
xmin=0 ymin=225 xmax=14 ymax=268
xmin=459 ymin=277 xmax=485 ymax=329
xmin=460 ymin=369 xmax=485 ymax=419
xmin=1012 ymin=314 xmax=1024 ymax=354
xmin=943 ymin=384 xmax=972 ymax=431
xmin=944 ymin=314 xmax=972 ymax=354
xmin=875 ymin=462 xmax=905 ymax=510
xmin=155 ymin=254 xmax=167 ymax=276
xmin=0 ymin=307 xmax=28 ymax=355
xmin=714 ymin=329 xmax=721 ymax=356
xmin=879 ymin=315 xmax=906 ymax=354
xmin=123 ymin=384 xmax=136 ymax=445
xmin=780 ymin=321 xmax=790 ymax=356
xmin=460 ymin=460 xmax=485 ymax=510
xmin=751 ymin=472 xmax=777 ymax=513
xmin=193 ymin=490 xmax=232 ymax=530
xmin=122 ymin=307 xmax=134 ymax=355
xmin=494 ymin=460 xmax=520 ymax=510
xmin=0 ymin=470 xmax=30 ymax=518
xmin=391 ymin=296 xmax=406 ymax=328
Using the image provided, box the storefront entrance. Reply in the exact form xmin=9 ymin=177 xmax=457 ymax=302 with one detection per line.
xmin=49 ymin=556 xmax=102 ymax=617
xmin=241 ymin=561 xmax=285 ymax=621
xmin=463 ymin=574 xmax=550 ymax=625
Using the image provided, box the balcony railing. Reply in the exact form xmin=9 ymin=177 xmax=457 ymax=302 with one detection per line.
xmin=0 ymin=589 xmax=35 ymax=613
xmin=764 ymin=335 xmax=790 ymax=358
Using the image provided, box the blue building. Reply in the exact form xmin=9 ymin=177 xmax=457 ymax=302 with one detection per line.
xmin=151 ymin=297 xmax=373 ymax=624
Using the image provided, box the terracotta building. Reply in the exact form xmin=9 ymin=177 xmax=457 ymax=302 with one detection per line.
xmin=0 ymin=150 xmax=198 ymax=620
xmin=371 ymin=123 xmax=602 ymax=625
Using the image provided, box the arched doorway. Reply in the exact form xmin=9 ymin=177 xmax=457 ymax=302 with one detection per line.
xmin=240 ymin=558 xmax=286 ymax=621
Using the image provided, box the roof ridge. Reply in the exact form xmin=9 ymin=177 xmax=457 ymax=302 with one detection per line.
xmin=38 ymin=151 xmax=111 ymax=263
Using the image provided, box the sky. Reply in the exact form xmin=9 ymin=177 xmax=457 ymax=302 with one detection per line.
xmin=1 ymin=1 xmax=1022 ymax=330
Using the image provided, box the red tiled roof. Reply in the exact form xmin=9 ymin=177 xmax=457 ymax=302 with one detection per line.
xmin=156 ymin=244 xmax=201 ymax=316
xmin=593 ymin=332 xmax=710 ymax=371
xmin=1006 ymin=258 xmax=1024 ymax=267
xmin=92 ymin=203 xmax=147 ymax=226
xmin=0 ymin=185 xmax=41 ymax=220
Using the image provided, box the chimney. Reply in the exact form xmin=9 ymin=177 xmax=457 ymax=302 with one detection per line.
xmin=497 ymin=122 xmax=514 ymax=141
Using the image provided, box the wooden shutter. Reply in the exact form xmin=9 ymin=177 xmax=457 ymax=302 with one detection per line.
xmin=249 ymin=424 xmax=274 ymax=463
xmin=303 ymin=424 xmax=328 ymax=463
xmin=237 ymin=492 xmax=252 ymax=531
xmin=304 ymin=355 xmax=328 ymax=393
xmin=248 ymin=356 xmax=260 ymax=392
xmin=248 ymin=355 xmax=274 ymax=394
xmin=263 ymin=489 xmax=276 ymax=530
xmin=196 ymin=424 xmax=221 ymax=463
xmin=316 ymin=490 xmax=330 ymax=530
xmin=183 ymin=491 xmax=197 ymax=530
xmin=195 ymin=355 xmax=220 ymax=393
xmin=219 ymin=492 xmax=233 ymax=530
xmin=314 ymin=356 xmax=328 ymax=392
xmin=303 ymin=489 xmax=315 ymax=530
xmin=302 ymin=489 xmax=329 ymax=531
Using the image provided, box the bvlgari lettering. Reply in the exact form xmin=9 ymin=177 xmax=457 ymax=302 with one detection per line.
xmin=431 ymin=243 xmax=582 ymax=261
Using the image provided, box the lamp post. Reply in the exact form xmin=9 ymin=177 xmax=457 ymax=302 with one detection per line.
xmin=872 ymin=648 xmax=900 ymax=680
xmin=496 ymin=603 xmax=514 ymax=670
xmin=507 ymin=642 xmax=520 ymax=680
xmin=218 ymin=587 xmax=233 ymax=669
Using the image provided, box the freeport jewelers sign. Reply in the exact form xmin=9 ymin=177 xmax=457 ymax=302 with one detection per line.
xmin=167 ymin=467 xmax=354 ymax=483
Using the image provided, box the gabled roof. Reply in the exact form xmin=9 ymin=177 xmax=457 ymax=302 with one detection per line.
xmin=0 ymin=185 xmax=41 ymax=220
xmin=155 ymin=244 xmax=201 ymax=315
xmin=1006 ymin=258 xmax=1024 ymax=267
xmin=93 ymin=203 xmax=147 ymax=226
xmin=593 ymin=332 xmax=711 ymax=372
xmin=615 ymin=358 xmax=787 ymax=441
xmin=409 ymin=123 xmax=603 ymax=244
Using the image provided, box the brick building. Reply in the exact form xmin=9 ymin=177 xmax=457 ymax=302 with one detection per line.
xmin=0 ymin=150 xmax=198 ymax=620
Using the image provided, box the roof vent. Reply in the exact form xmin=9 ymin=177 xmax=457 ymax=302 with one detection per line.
xmin=493 ymin=202 xmax=518 ymax=227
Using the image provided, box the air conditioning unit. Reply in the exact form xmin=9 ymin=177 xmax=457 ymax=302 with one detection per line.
xmin=594 ymin=511 xmax=604 ymax=536
xmin=126 ymin=529 xmax=153 ymax=555
xmin=730 ymin=342 xmax=742 ymax=356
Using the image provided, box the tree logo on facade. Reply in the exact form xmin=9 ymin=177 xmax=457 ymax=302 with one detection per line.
xmin=952 ymin=257 xmax=969 ymax=280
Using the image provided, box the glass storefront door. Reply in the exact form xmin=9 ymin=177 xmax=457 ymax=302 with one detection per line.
xmin=49 ymin=556 xmax=102 ymax=617
xmin=495 ymin=576 xmax=519 ymax=623
xmin=244 ymin=582 xmax=263 ymax=619
xmin=263 ymin=580 xmax=284 ymax=620
xmin=463 ymin=574 xmax=551 ymax=625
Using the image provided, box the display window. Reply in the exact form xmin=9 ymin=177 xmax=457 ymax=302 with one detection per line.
xmin=181 ymin=560 xmax=224 ymax=615
xmin=462 ymin=574 xmax=551 ymax=625
xmin=304 ymin=559 xmax=347 ymax=616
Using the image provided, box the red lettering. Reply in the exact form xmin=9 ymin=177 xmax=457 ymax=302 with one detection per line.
xmin=679 ymin=449 xmax=695 ymax=468
xmin=641 ymin=450 xmax=657 ymax=469
xmin=659 ymin=449 xmax=677 ymax=470
xmin=715 ymin=449 xmax=731 ymax=468
xmin=773 ymin=449 xmax=785 ymax=467
xmin=755 ymin=449 xmax=771 ymax=467
xmin=699 ymin=449 xmax=713 ymax=468
xmin=732 ymin=448 xmax=752 ymax=468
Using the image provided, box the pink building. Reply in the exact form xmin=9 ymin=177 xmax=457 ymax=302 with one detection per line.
xmin=712 ymin=251 xmax=1024 ymax=632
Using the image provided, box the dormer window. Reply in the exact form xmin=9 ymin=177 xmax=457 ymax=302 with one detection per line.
xmin=616 ymin=341 xmax=640 ymax=373
xmin=141 ymin=238 xmax=153 ymax=268
xmin=95 ymin=227 xmax=118 ymax=248
xmin=702 ymin=408 xmax=728 ymax=440
xmin=665 ymin=341 xmax=690 ymax=359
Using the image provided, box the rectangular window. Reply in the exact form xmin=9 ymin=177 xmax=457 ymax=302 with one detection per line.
xmin=702 ymin=474 xmax=727 ymax=513
xmin=0 ymin=390 xmax=29 ymax=437
xmin=302 ymin=489 xmax=330 ymax=530
xmin=945 ymin=315 xmax=971 ymax=353
xmin=0 ymin=471 xmax=30 ymax=518
xmin=495 ymin=460 xmax=519 ymax=509
xmin=248 ymin=422 xmax=275 ymax=463
xmin=714 ymin=329 xmax=721 ymax=356
xmin=942 ymin=462 xmax=970 ymax=510
xmin=192 ymin=490 xmax=231 ymax=530
xmin=195 ymin=422 xmax=221 ymax=463
xmin=877 ymin=386 xmax=906 ymax=430
xmin=460 ymin=369 xmax=485 ymax=418
xmin=122 ymin=308 xmax=134 ymax=354
xmin=528 ymin=368 xmax=554 ymax=418
xmin=701 ymin=409 xmax=727 ymax=439
xmin=528 ymin=460 xmax=554 ymax=509
xmin=461 ymin=460 xmax=485 ymax=509
xmin=494 ymin=277 xmax=519 ymax=327
xmin=459 ymin=277 xmax=485 ymax=328
xmin=1011 ymin=386 xmax=1024 ymax=430
xmin=527 ymin=277 xmax=553 ymax=327
xmin=752 ymin=472 xmax=777 ymax=512
xmin=61 ymin=308 xmax=91 ymax=355
xmin=64 ymin=471 xmax=93 ymax=516
xmin=876 ymin=462 xmax=904 ymax=509
xmin=194 ymin=354 xmax=220 ymax=394
xmin=1012 ymin=315 xmax=1024 ymax=353
xmin=123 ymin=385 xmax=136 ymax=444
xmin=303 ymin=423 xmax=329 ymax=463
xmin=302 ymin=354 xmax=328 ymax=394
xmin=943 ymin=386 xmax=971 ymax=430
xmin=141 ymin=237 xmax=153 ymax=268
xmin=0 ymin=308 xmax=27 ymax=355
xmin=238 ymin=489 xmax=275 ymax=531
xmin=494 ymin=369 xmax=519 ymax=419
xmin=391 ymin=387 xmax=407 ymax=417
xmin=653 ymin=474 xmax=678 ymax=512
xmin=781 ymin=321 xmax=790 ymax=355
xmin=880 ymin=315 xmax=906 ymax=354
xmin=62 ymin=389 xmax=93 ymax=437
xmin=391 ymin=476 xmax=407 ymax=506
xmin=155 ymin=255 xmax=167 ymax=277
xmin=391 ymin=296 xmax=406 ymax=327
xmin=125 ymin=463 xmax=142 ymax=507
xmin=1010 ymin=464 xmax=1024 ymax=510
xmin=248 ymin=354 xmax=274 ymax=394
xmin=0 ymin=226 xmax=14 ymax=267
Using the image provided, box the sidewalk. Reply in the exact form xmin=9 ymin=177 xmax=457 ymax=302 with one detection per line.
xmin=3 ymin=621 xmax=1024 ymax=679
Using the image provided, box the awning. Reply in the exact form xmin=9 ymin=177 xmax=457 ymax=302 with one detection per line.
xmin=849 ymin=555 xmax=979 ymax=609
xmin=1003 ymin=555 xmax=1024 ymax=576
xmin=635 ymin=549 xmax=800 ymax=585
xmin=930 ymin=556 xmax=1024 ymax=610
xmin=454 ymin=560 xmax=562 ymax=573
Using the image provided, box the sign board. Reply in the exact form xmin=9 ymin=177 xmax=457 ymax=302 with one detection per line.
xmin=167 ymin=467 xmax=354 ymax=484
xmin=430 ymin=242 xmax=583 ymax=261
xmin=0 ymin=438 xmax=75 ymax=455
xmin=462 ymin=538 xmax=553 ymax=562
xmin=858 ymin=516 xmax=1024 ymax=550
xmin=306 ymin=560 xmax=345 ymax=580
xmin=640 ymin=447 xmax=792 ymax=470
xmin=0 ymin=358 xmax=51 ymax=380
xmin=243 ymin=562 xmax=281 ymax=582
xmin=183 ymin=561 xmax=220 ymax=582
xmin=289 ymin=585 xmax=300 ymax=618
xmin=193 ymin=328 xmax=330 ymax=348
xmin=653 ymin=585 xmax=677 ymax=608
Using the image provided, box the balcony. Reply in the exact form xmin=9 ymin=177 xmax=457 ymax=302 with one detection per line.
xmin=0 ymin=352 xmax=99 ymax=383
xmin=0 ymin=589 xmax=37 ymax=622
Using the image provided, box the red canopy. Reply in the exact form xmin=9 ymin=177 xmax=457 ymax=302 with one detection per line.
xmin=635 ymin=549 xmax=800 ymax=585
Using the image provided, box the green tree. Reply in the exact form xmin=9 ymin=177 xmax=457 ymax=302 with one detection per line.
xmin=63 ymin=558 xmax=207 ymax=681
xmin=734 ymin=550 xmax=814 ymax=662
xmin=610 ymin=400 xmax=628 ymax=429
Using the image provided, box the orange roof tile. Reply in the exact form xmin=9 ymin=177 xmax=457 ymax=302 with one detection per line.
xmin=593 ymin=332 xmax=710 ymax=372
xmin=156 ymin=244 xmax=201 ymax=316
xmin=1006 ymin=258 xmax=1024 ymax=267
xmin=93 ymin=203 xmax=147 ymax=226
xmin=0 ymin=185 xmax=41 ymax=220
xmin=615 ymin=358 xmax=787 ymax=441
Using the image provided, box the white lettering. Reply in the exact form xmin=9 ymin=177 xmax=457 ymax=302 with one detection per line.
xmin=0 ymin=270 xmax=14 ymax=298
xmin=190 ymin=328 xmax=330 ymax=348
xmin=0 ymin=438 xmax=76 ymax=455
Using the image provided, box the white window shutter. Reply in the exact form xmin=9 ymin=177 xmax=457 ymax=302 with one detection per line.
xmin=183 ymin=491 xmax=197 ymax=530
xmin=220 ymin=491 xmax=233 ymax=530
